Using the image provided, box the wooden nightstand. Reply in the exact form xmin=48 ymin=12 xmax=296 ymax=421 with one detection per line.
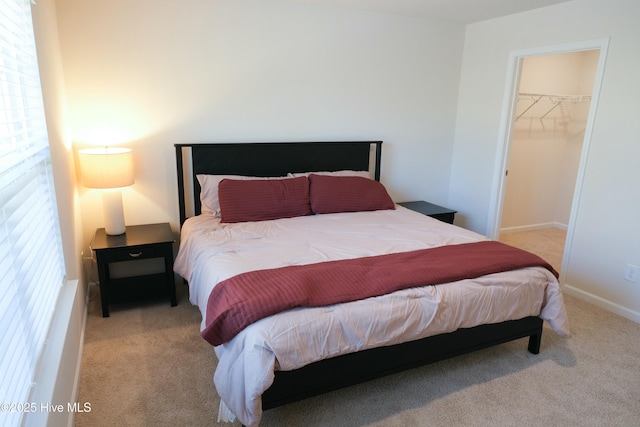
xmin=398 ymin=201 xmax=457 ymax=224
xmin=90 ymin=223 xmax=177 ymax=317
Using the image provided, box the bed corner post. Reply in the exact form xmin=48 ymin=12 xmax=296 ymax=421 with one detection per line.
xmin=527 ymin=319 xmax=543 ymax=354
xmin=528 ymin=332 xmax=542 ymax=354
xmin=373 ymin=141 xmax=382 ymax=182
xmin=175 ymin=144 xmax=187 ymax=226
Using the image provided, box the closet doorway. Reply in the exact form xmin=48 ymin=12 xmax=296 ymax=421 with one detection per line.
xmin=496 ymin=48 xmax=602 ymax=276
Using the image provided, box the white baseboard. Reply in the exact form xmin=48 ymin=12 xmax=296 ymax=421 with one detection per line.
xmin=563 ymin=283 xmax=640 ymax=324
xmin=552 ymin=221 xmax=568 ymax=231
xmin=24 ymin=279 xmax=88 ymax=427
xmin=500 ymin=221 xmax=568 ymax=233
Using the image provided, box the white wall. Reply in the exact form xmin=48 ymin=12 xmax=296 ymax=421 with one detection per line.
xmin=54 ymin=0 xmax=466 ymax=250
xmin=53 ymin=0 xmax=640 ymax=324
xmin=33 ymin=1 xmax=82 ymax=281
xmin=450 ymin=0 xmax=640 ymax=321
xmin=501 ymin=51 xmax=598 ymax=230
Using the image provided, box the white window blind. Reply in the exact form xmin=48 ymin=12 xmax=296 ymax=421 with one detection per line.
xmin=0 ymin=0 xmax=65 ymax=425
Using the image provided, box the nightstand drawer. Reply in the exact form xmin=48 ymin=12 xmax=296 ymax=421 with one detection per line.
xmin=104 ymin=245 xmax=161 ymax=262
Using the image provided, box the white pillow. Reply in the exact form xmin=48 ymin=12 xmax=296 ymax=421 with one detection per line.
xmin=288 ymin=170 xmax=371 ymax=179
xmin=196 ymin=174 xmax=287 ymax=216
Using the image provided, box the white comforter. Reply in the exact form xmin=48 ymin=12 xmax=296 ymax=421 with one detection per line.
xmin=174 ymin=206 xmax=570 ymax=427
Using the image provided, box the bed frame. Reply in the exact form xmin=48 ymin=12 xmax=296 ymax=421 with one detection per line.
xmin=174 ymin=141 xmax=543 ymax=411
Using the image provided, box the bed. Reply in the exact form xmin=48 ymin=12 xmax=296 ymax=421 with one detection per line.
xmin=173 ymin=141 xmax=569 ymax=426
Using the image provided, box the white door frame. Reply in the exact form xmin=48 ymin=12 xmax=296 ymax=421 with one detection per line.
xmin=487 ymin=38 xmax=610 ymax=285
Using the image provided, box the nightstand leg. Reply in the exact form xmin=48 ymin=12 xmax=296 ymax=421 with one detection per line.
xmin=100 ymin=285 xmax=109 ymax=317
xmin=96 ymin=254 xmax=110 ymax=317
xmin=164 ymin=245 xmax=177 ymax=307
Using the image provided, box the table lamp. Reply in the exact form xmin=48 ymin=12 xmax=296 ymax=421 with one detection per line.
xmin=78 ymin=147 xmax=134 ymax=235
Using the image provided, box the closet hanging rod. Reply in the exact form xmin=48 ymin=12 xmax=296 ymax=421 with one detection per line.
xmin=516 ymin=92 xmax=592 ymax=121
xmin=518 ymin=92 xmax=592 ymax=103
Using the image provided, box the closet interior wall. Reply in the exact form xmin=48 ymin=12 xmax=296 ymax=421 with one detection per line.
xmin=500 ymin=50 xmax=600 ymax=232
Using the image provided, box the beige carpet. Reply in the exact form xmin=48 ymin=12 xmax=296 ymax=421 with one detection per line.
xmin=75 ymin=271 xmax=640 ymax=426
xmin=499 ymin=227 xmax=567 ymax=274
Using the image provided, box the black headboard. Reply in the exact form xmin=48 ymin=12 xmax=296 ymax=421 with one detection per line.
xmin=174 ymin=141 xmax=383 ymax=225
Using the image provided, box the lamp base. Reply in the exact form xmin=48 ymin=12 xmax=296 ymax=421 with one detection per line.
xmin=102 ymin=189 xmax=126 ymax=235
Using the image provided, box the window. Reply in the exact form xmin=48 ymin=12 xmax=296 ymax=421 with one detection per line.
xmin=0 ymin=1 xmax=65 ymax=425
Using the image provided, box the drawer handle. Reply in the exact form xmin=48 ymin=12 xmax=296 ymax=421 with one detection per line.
xmin=129 ymin=251 xmax=143 ymax=258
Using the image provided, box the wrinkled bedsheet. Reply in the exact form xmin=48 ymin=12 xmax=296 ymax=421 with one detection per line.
xmin=174 ymin=206 xmax=570 ymax=426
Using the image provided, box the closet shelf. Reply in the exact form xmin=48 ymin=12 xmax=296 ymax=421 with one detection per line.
xmin=518 ymin=92 xmax=592 ymax=103
xmin=516 ymin=92 xmax=592 ymax=121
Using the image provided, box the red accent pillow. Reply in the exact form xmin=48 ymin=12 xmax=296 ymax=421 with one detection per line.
xmin=308 ymin=174 xmax=395 ymax=214
xmin=218 ymin=176 xmax=312 ymax=223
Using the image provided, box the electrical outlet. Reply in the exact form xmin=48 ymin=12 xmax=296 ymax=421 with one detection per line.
xmin=624 ymin=264 xmax=639 ymax=283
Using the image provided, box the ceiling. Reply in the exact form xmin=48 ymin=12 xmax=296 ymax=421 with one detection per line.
xmin=285 ymin=0 xmax=571 ymax=24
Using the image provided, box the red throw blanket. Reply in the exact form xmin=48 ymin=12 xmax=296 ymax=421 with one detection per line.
xmin=202 ymin=240 xmax=557 ymax=346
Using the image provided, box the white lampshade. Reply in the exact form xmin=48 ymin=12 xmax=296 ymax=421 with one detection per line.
xmin=78 ymin=147 xmax=135 ymax=189
xmin=78 ymin=147 xmax=134 ymax=235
